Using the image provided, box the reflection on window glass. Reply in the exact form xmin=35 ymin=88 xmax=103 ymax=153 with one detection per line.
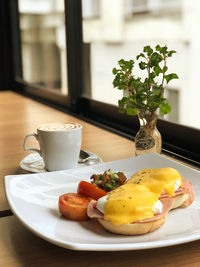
xmin=19 ymin=0 xmax=67 ymax=95
xmin=82 ymin=0 xmax=200 ymax=130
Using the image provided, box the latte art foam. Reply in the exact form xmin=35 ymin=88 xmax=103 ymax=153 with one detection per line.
xmin=38 ymin=123 xmax=80 ymax=131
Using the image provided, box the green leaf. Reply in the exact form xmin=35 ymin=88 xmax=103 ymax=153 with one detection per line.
xmin=143 ymin=45 xmax=153 ymax=56
xmin=149 ymin=72 xmax=156 ymax=79
xmin=118 ymin=59 xmax=125 ymax=66
xmin=150 ymin=52 xmax=163 ymax=66
xmin=113 ymin=75 xmax=120 ymax=88
xmin=150 ymin=71 xmax=157 ymax=79
xmin=139 ymin=61 xmax=147 ymax=70
xmin=155 ymin=45 xmax=161 ymax=52
xmin=160 ymin=102 xmax=171 ymax=115
xmin=126 ymin=106 xmax=137 ymax=116
xmin=164 ymin=73 xmax=179 ymax=84
xmin=160 ymin=46 xmax=168 ymax=54
xmin=118 ymin=97 xmax=127 ymax=113
xmin=112 ymin=68 xmax=118 ymax=75
xmin=118 ymin=59 xmax=134 ymax=71
xmin=168 ymin=50 xmax=176 ymax=57
xmin=136 ymin=53 xmax=145 ymax=60
xmin=153 ymin=66 xmax=162 ymax=76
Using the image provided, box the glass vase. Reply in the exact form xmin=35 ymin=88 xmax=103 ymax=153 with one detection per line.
xmin=135 ymin=109 xmax=162 ymax=156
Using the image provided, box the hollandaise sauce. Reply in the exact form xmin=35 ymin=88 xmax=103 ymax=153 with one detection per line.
xmin=104 ymin=184 xmax=159 ymax=225
xmin=127 ymin=168 xmax=183 ymax=196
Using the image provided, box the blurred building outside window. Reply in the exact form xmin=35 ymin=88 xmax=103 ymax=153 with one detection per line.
xmin=19 ymin=0 xmax=68 ymax=95
xmin=19 ymin=0 xmax=200 ymax=130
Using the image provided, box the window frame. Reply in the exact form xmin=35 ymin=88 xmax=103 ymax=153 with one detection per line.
xmin=2 ymin=0 xmax=199 ymax=166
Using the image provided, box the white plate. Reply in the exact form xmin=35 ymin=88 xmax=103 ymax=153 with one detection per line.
xmin=20 ymin=152 xmax=102 ymax=173
xmin=5 ymin=153 xmax=200 ymax=251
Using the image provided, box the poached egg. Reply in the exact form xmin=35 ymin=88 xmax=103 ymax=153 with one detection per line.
xmin=96 ymin=183 xmax=162 ymax=225
xmin=127 ymin=168 xmax=183 ymax=196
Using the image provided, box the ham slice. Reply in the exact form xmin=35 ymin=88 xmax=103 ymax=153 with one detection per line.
xmin=87 ymin=200 xmax=104 ymax=219
xmin=160 ymin=177 xmax=195 ymax=208
xmin=180 ymin=178 xmax=195 ymax=207
xmin=136 ymin=197 xmax=174 ymax=224
xmin=87 ymin=197 xmax=174 ymax=224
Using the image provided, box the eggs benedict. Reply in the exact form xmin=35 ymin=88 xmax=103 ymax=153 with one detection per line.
xmin=127 ymin=168 xmax=194 ymax=210
xmin=87 ymin=167 xmax=194 ymax=235
xmin=87 ymin=183 xmax=174 ymax=235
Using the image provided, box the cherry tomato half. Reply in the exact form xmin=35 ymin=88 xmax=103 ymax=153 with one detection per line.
xmin=77 ymin=181 xmax=107 ymax=200
xmin=58 ymin=193 xmax=93 ymax=221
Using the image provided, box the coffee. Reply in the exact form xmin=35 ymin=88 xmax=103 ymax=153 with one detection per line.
xmin=37 ymin=123 xmax=81 ymax=131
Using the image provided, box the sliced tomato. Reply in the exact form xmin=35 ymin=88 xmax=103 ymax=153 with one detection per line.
xmin=58 ymin=193 xmax=93 ymax=221
xmin=77 ymin=181 xmax=107 ymax=200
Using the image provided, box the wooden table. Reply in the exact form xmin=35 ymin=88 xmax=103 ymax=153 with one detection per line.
xmin=0 ymin=91 xmax=199 ymax=266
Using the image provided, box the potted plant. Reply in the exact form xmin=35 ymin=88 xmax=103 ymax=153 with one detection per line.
xmin=112 ymin=44 xmax=178 ymax=156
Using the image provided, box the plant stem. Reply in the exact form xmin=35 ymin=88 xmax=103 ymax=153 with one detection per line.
xmin=147 ymin=56 xmax=151 ymax=106
xmin=158 ymin=54 xmax=167 ymax=98
xmin=161 ymin=55 xmax=167 ymax=87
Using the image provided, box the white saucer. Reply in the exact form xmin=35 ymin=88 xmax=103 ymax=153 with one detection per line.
xmin=20 ymin=152 xmax=102 ymax=173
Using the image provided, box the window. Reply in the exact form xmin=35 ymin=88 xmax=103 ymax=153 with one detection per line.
xmin=1 ymin=0 xmax=199 ymax=165
xmin=82 ymin=0 xmax=200 ymax=131
xmin=18 ymin=0 xmax=68 ymax=95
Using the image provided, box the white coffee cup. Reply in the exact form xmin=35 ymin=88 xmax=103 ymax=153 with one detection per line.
xmin=23 ymin=122 xmax=82 ymax=171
